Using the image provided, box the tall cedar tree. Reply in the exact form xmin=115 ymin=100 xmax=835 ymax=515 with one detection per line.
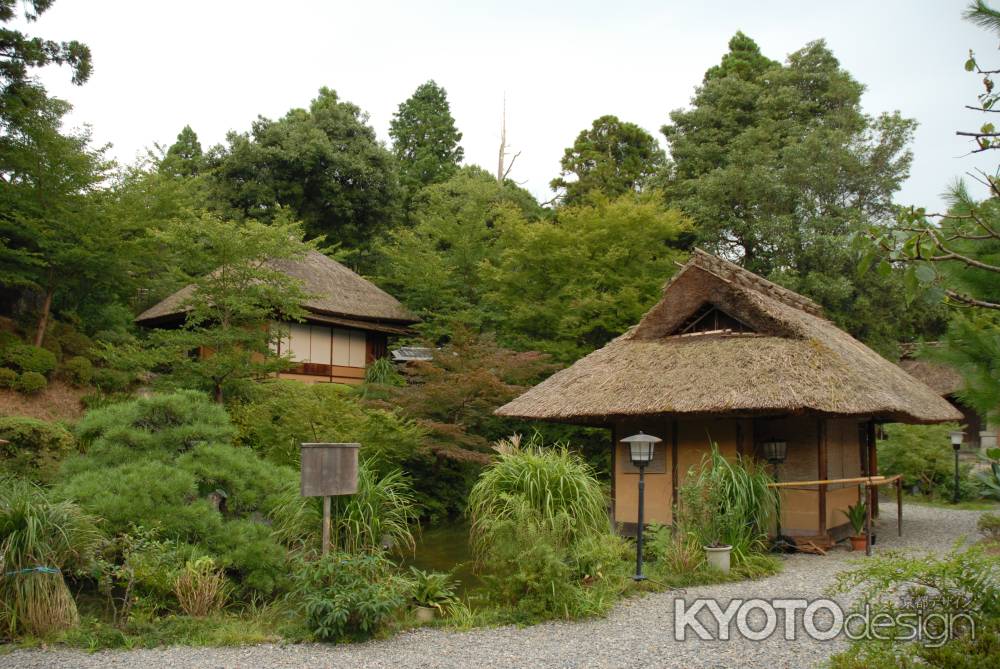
xmin=551 ymin=115 xmax=666 ymax=205
xmin=160 ymin=125 xmax=204 ymax=178
xmin=390 ymin=80 xmax=464 ymax=215
xmin=210 ymin=88 xmax=400 ymax=252
xmin=662 ymin=32 xmax=943 ymax=355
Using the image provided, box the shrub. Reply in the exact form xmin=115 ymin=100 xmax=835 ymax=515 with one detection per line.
xmin=57 ymin=392 xmax=294 ymax=597
xmin=174 ymin=557 xmax=229 ymax=617
xmin=292 ymin=551 xmax=407 ymax=642
xmin=979 ymin=512 xmax=1000 ymax=542
xmin=408 ymin=567 xmax=458 ymax=613
xmin=829 ymin=545 xmax=1000 ymax=667
xmin=15 ymin=371 xmax=47 ymax=395
xmin=0 ymin=417 xmax=76 ymax=482
xmin=0 ymin=476 xmax=101 ymax=638
xmin=878 ymin=423 xmax=971 ymax=498
xmin=271 ymin=461 xmax=419 ymax=556
xmin=231 ymin=380 xmax=422 ymax=472
xmin=468 ymin=435 xmax=629 ymax=623
xmin=63 ymin=356 xmax=93 ymax=387
xmin=91 ymin=368 xmax=132 ymax=393
xmin=468 ymin=434 xmax=610 ymax=559
xmin=0 ymin=367 xmax=16 ymax=389
xmin=478 ymin=501 xmax=629 ymax=623
xmin=3 ymin=343 xmax=57 ymax=376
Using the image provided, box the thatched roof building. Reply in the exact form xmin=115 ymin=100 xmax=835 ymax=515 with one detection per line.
xmin=136 ymin=250 xmax=417 ymax=385
xmin=498 ymin=250 xmax=960 ymax=541
xmin=136 ymin=250 xmax=417 ymax=335
xmin=497 ymin=250 xmax=960 ymax=426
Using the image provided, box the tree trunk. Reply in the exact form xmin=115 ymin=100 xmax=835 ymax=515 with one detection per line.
xmin=214 ymin=382 xmax=224 ymax=404
xmin=33 ymin=285 xmax=54 ymax=347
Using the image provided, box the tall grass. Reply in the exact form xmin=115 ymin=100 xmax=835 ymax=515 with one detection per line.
xmin=270 ymin=460 xmax=419 ymax=555
xmin=676 ymin=444 xmax=777 ymax=566
xmin=0 ymin=476 xmax=100 ymax=638
xmin=468 ymin=434 xmax=610 ymax=559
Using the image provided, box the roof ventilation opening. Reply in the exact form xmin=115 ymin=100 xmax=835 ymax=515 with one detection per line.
xmin=671 ymin=303 xmax=755 ymax=337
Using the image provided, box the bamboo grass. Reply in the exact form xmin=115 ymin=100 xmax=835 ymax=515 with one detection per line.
xmin=468 ymin=435 xmax=610 ymax=559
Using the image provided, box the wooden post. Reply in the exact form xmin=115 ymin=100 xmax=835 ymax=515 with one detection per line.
xmin=817 ymin=419 xmax=827 ymax=538
xmin=864 ymin=481 xmax=873 ymax=557
xmin=670 ymin=419 xmax=679 ymax=512
xmin=867 ymin=421 xmax=880 ymax=518
xmin=896 ymin=477 xmax=903 ymax=537
xmin=322 ymin=496 xmax=331 ymax=555
xmin=609 ymin=423 xmax=617 ymax=529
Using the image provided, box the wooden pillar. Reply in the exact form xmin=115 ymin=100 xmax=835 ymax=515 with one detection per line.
xmin=736 ymin=421 xmax=744 ymax=457
xmin=866 ymin=421 xmax=880 ymax=518
xmin=609 ymin=423 xmax=617 ymax=526
xmin=671 ymin=419 xmax=679 ymax=520
xmin=817 ymin=418 xmax=827 ymax=538
xmin=896 ymin=477 xmax=903 ymax=537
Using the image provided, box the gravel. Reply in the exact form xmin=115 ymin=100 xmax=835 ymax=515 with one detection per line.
xmin=0 ymin=503 xmax=988 ymax=669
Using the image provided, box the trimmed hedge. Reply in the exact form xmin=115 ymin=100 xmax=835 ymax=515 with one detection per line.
xmin=3 ymin=344 xmax=57 ymax=376
xmin=15 ymin=371 xmax=47 ymax=395
xmin=0 ymin=416 xmax=76 ymax=482
xmin=63 ymin=356 xmax=93 ymax=387
xmin=0 ymin=367 xmax=16 ymax=389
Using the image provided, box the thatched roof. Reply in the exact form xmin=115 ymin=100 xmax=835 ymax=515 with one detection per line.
xmin=897 ymin=355 xmax=965 ymax=398
xmin=135 ymin=250 xmax=417 ymax=329
xmin=497 ymin=250 xmax=961 ymax=426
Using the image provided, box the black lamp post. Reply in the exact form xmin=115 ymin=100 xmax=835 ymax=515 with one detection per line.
xmin=622 ymin=431 xmax=661 ymax=581
xmin=761 ymin=438 xmax=792 ymax=551
xmin=950 ymin=430 xmax=965 ymax=504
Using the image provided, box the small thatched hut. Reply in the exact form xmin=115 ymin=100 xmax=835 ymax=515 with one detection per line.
xmin=136 ymin=250 xmax=418 ymax=385
xmin=497 ymin=250 xmax=961 ymax=541
xmin=897 ymin=346 xmax=996 ymax=450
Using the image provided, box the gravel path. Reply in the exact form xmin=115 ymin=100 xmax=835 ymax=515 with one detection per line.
xmin=0 ymin=503 xmax=988 ymax=669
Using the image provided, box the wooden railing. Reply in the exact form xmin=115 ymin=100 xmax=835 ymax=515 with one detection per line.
xmin=767 ymin=474 xmax=903 ymax=556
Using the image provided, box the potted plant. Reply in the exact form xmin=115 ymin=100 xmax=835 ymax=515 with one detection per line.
xmin=409 ymin=567 xmax=457 ymax=623
xmin=842 ymin=499 xmax=868 ymax=551
xmin=698 ymin=479 xmax=734 ymax=574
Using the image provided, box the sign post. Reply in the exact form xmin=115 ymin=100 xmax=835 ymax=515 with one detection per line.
xmin=300 ymin=443 xmax=360 ymax=555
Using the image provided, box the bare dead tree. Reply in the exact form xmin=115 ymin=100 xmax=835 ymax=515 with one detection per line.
xmin=497 ymin=94 xmax=521 ymax=183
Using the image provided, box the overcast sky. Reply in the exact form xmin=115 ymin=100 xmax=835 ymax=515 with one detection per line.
xmin=16 ymin=0 xmax=1000 ymax=210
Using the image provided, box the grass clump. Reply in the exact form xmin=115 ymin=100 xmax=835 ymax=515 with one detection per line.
xmin=468 ymin=435 xmax=629 ymax=623
xmin=0 ymin=476 xmax=100 ymax=638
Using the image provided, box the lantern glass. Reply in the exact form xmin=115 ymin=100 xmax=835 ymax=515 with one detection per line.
xmin=949 ymin=431 xmax=965 ymax=448
xmin=762 ymin=438 xmax=787 ymax=464
xmin=621 ymin=431 xmax=661 ymax=466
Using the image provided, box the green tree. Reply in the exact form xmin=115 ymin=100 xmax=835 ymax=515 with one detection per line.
xmin=0 ymin=92 xmax=125 ymax=345
xmin=869 ymin=2 xmax=1000 ymax=420
xmin=210 ymin=87 xmax=400 ymax=252
xmin=551 ymin=115 xmax=666 ymax=205
xmin=116 ymin=214 xmax=314 ymax=403
xmin=662 ymin=33 xmax=932 ymax=354
xmin=0 ymin=0 xmax=91 ymax=89
xmin=389 ymin=80 xmax=464 ymax=213
xmin=484 ymin=193 xmax=692 ymax=361
xmin=159 ymin=125 xmax=204 ymax=178
xmin=373 ymin=166 xmax=540 ymax=342
xmin=663 ymin=34 xmax=914 ymax=275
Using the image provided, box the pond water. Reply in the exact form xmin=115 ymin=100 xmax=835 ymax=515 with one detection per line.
xmin=403 ymin=523 xmax=482 ymax=595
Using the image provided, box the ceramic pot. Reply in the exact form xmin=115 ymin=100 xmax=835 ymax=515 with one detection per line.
xmin=704 ymin=545 xmax=732 ymax=573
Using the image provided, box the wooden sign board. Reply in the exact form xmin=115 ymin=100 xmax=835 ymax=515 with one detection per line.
xmin=300 ymin=443 xmax=360 ymax=497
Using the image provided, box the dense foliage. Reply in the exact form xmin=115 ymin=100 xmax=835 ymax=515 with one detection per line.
xmin=877 ymin=423 xmax=976 ymax=500
xmin=56 ymin=392 xmax=295 ymax=595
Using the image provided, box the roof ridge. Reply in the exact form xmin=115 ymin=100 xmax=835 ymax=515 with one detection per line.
xmin=689 ymin=249 xmax=824 ymax=317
